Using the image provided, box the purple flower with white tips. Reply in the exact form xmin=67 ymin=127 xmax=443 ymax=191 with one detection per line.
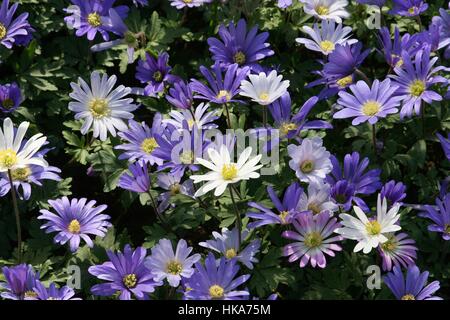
xmin=378 ymin=233 xmax=417 ymax=271
xmin=164 ymin=102 xmax=218 ymax=131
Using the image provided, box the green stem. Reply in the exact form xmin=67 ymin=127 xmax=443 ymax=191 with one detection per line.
xmin=229 ymin=186 xmax=242 ymax=245
xmin=355 ymin=69 xmax=372 ymax=86
xmin=372 ymin=124 xmax=377 ymax=156
xmin=224 ymin=103 xmax=232 ymax=129
xmin=8 ymin=169 xmax=22 ymax=263
xmin=263 ymin=105 xmax=267 ymax=127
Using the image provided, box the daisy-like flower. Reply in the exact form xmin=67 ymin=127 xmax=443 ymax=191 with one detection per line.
xmin=190 ymin=145 xmax=262 ymax=197
xmin=377 ymin=27 xmax=420 ymax=69
xmin=170 ymin=0 xmax=212 ymax=10
xmin=282 ymin=211 xmax=343 ymax=268
xmin=330 ymin=180 xmax=355 ymax=210
xmin=156 ymin=171 xmax=194 ymax=212
xmin=378 ymin=232 xmax=417 ymax=271
xmin=334 ymin=79 xmax=402 ymax=125
xmin=278 ymin=0 xmax=293 ymax=8
xmin=38 ymin=197 xmax=111 ymax=252
xmin=69 ymin=71 xmax=138 ymax=141
xmin=298 ymin=182 xmax=339 ymax=216
xmin=433 ymin=8 xmax=450 ymax=59
xmin=183 ymin=253 xmax=250 ymax=300
xmin=300 ymin=0 xmax=350 ymax=23
xmin=199 ymin=228 xmax=261 ymax=269
xmin=356 ymin=0 xmax=385 ymax=6
xmin=207 ymin=19 xmax=274 ymax=71
xmin=190 ymin=62 xmax=250 ymax=105
xmin=145 ymin=238 xmax=201 ymax=287
xmin=389 ymin=0 xmax=428 ymax=17
xmin=0 ymin=82 xmax=21 ymax=113
xmin=389 ymin=47 xmax=447 ymax=119
xmin=118 ymin=162 xmax=150 ymax=194
xmin=0 ymin=118 xmax=48 ymax=173
xmin=247 ymin=182 xmax=304 ymax=228
xmin=115 ymin=115 xmax=165 ymax=165
xmin=0 ymin=264 xmax=39 ymax=300
xmin=419 ymin=194 xmax=450 ymax=240
xmin=437 ymin=132 xmax=450 ymax=160
xmin=380 ymin=180 xmax=407 ymax=208
xmin=166 ymin=81 xmax=194 ymax=110
xmin=0 ymin=0 xmax=33 ymax=49
xmin=33 ymin=281 xmax=80 ymax=300
xmin=296 ymin=20 xmax=357 ymax=55
xmin=89 ymin=245 xmax=163 ymax=300
xmin=163 ymin=103 xmax=218 ymax=131
xmin=239 ymin=70 xmax=290 ymax=106
xmin=384 ymin=265 xmax=442 ymax=300
xmin=287 ymin=137 xmax=332 ymax=185
xmin=336 ymin=195 xmax=402 ymax=254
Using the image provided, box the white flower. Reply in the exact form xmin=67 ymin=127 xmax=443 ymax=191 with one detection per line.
xmin=163 ymin=103 xmax=218 ymax=131
xmin=287 ymin=137 xmax=332 ymax=185
xmin=190 ymin=145 xmax=263 ymax=197
xmin=296 ymin=20 xmax=357 ymax=55
xmin=239 ymin=70 xmax=290 ymax=105
xmin=335 ymin=195 xmax=402 ymax=254
xmin=300 ymin=0 xmax=350 ymax=23
xmin=0 ymin=118 xmax=48 ymax=172
xmin=298 ymin=182 xmax=339 ymax=215
xmin=69 ymin=71 xmax=139 ymax=141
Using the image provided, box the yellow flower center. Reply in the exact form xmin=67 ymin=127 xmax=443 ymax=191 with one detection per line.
xmin=170 ymin=183 xmax=181 ymax=196
xmin=279 ymin=210 xmax=289 ymax=224
xmin=1 ymin=98 xmax=14 ymax=109
xmin=300 ymin=160 xmax=314 ymax=173
xmin=123 ymin=274 xmax=137 ymax=288
xmin=153 ymin=71 xmax=163 ymax=82
xmin=180 ymin=151 xmax=194 ymax=164
xmin=316 ymin=5 xmax=329 ymax=15
xmin=10 ymin=167 xmax=32 ymax=181
xmin=401 ymin=294 xmax=415 ymax=300
xmin=280 ymin=122 xmax=298 ymax=136
xmin=445 ymin=224 xmax=450 ymax=235
xmin=336 ymin=75 xmax=353 ymax=88
xmin=381 ymin=236 xmax=398 ymax=252
xmin=362 ymin=100 xmax=381 ymax=116
xmin=221 ymin=164 xmax=238 ymax=180
xmin=259 ymin=92 xmax=270 ymax=102
xmin=225 ymin=248 xmax=237 ymax=259
xmin=141 ymin=137 xmax=158 ymax=154
xmin=0 ymin=23 xmax=6 ymax=40
xmin=308 ymin=202 xmax=322 ymax=215
xmin=216 ymin=90 xmax=231 ymax=101
xmin=166 ymin=261 xmax=183 ymax=275
xmin=187 ymin=119 xmax=196 ymax=129
xmin=391 ymin=54 xmax=403 ymax=68
xmin=89 ymin=98 xmax=109 ymax=118
xmin=24 ymin=290 xmax=38 ymax=298
xmin=365 ymin=220 xmax=382 ymax=236
xmin=304 ymin=231 xmax=323 ymax=248
xmin=233 ymin=51 xmax=246 ymax=65
xmin=87 ymin=12 xmax=102 ymax=27
xmin=68 ymin=219 xmax=81 ymax=234
xmin=183 ymin=0 xmax=193 ymax=3
xmin=409 ymin=80 xmax=426 ymax=97
xmin=0 ymin=149 xmax=18 ymax=169
xmin=209 ymin=285 xmax=224 ymax=299
xmin=320 ymin=40 xmax=335 ymax=53
xmin=408 ymin=7 xmax=417 ymax=15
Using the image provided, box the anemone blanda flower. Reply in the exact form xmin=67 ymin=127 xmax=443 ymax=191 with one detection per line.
xmin=156 ymin=171 xmax=194 ymax=212
xmin=377 ymin=27 xmax=420 ymax=69
xmin=287 ymin=137 xmax=332 ymax=185
xmin=163 ymin=102 xmax=218 ymax=131
xmin=0 ymin=0 xmax=33 ymax=49
xmin=38 ymin=197 xmax=111 ymax=252
xmin=239 ymin=70 xmax=290 ymax=106
xmin=89 ymin=245 xmax=163 ymax=300
xmin=282 ymin=211 xmax=343 ymax=268
xmin=132 ymin=0 xmax=148 ymax=6
xmin=330 ymin=180 xmax=355 ymax=211
xmin=389 ymin=0 xmax=428 ymax=17
xmin=145 ymin=238 xmax=201 ymax=287
xmin=297 ymin=182 xmax=339 ymax=216
xmin=247 ymin=182 xmax=304 ymax=228
xmin=277 ymin=0 xmax=293 ymax=8
xmin=0 ymin=82 xmax=21 ymax=113
xmin=300 ymin=0 xmax=350 ymax=23
xmin=207 ymin=19 xmax=274 ymax=71
xmin=69 ymin=71 xmax=138 ymax=141
xmin=334 ymin=79 xmax=402 ymax=125
xmin=378 ymin=232 xmax=417 ymax=271
xmin=183 ymin=253 xmax=250 ymax=300
xmin=33 ymin=281 xmax=80 ymax=300
xmin=437 ymin=132 xmax=450 ymax=160
xmin=433 ymin=7 xmax=450 ymax=59
xmin=296 ymin=20 xmax=357 ymax=55
xmin=199 ymin=228 xmax=261 ymax=269
xmin=170 ymin=0 xmax=212 ymax=10
xmin=118 ymin=162 xmax=150 ymax=194
xmin=190 ymin=62 xmax=250 ymax=104
xmin=384 ymin=265 xmax=442 ymax=300
xmin=380 ymin=180 xmax=407 ymax=208
xmin=336 ymin=195 xmax=402 ymax=254
xmin=190 ymin=145 xmax=262 ymax=197
xmin=166 ymin=80 xmax=194 ymax=110
xmin=0 ymin=264 xmax=39 ymax=300
xmin=356 ymin=0 xmax=386 ymax=6
xmin=419 ymin=194 xmax=450 ymax=240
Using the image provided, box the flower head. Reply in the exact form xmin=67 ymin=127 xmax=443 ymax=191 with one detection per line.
xmin=377 ymin=27 xmax=420 ymax=69
xmin=170 ymin=0 xmax=211 ymax=9
xmin=300 ymin=0 xmax=350 ymax=23
xmin=166 ymin=81 xmax=194 ymax=110
xmin=33 ymin=281 xmax=79 ymax=300
xmin=0 ymin=0 xmax=33 ymax=49
xmin=0 ymin=264 xmax=39 ymax=300
xmin=118 ymin=162 xmax=150 ymax=194
xmin=239 ymin=70 xmax=290 ymax=105
xmin=298 ymin=182 xmax=338 ymax=216
xmin=0 ymin=82 xmax=21 ymax=113
xmin=356 ymin=0 xmax=386 ymax=6
xmin=433 ymin=7 xmax=450 ymax=59
xmin=389 ymin=0 xmax=428 ymax=17
xmin=419 ymin=194 xmax=450 ymax=240
xmin=156 ymin=171 xmax=194 ymax=212
xmin=378 ymin=232 xmax=417 ymax=271
xmin=380 ymin=180 xmax=407 ymax=208
xmin=164 ymin=103 xmax=218 ymax=131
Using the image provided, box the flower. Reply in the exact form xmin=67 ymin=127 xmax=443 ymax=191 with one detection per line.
xmin=163 ymin=102 xmax=218 ymax=131
xmin=297 ymin=182 xmax=339 ymax=216
xmin=336 ymin=195 xmax=402 ymax=254
xmin=170 ymin=0 xmax=212 ymax=10
xmin=207 ymin=19 xmax=274 ymax=71
xmin=240 ymin=70 xmax=290 ymax=106
xmin=38 ymin=196 xmax=111 ymax=252
xmin=0 ymin=0 xmax=33 ymax=49
xmin=437 ymin=132 xmax=450 ymax=160
xmin=118 ymin=162 xmax=150 ymax=194
xmin=145 ymin=238 xmax=201 ymax=287
xmin=0 ymin=118 xmax=48 ymax=173
xmin=69 ymin=71 xmax=138 ymax=141
xmin=334 ymin=79 xmax=402 ymax=125
xmin=247 ymin=182 xmax=304 ymax=228
xmin=183 ymin=253 xmax=250 ymax=300
xmin=419 ymin=194 xmax=450 ymax=240
xmin=377 ymin=27 xmax=420 ymax=69
xmin=330 ymin=180 xmax=355 ymax=211
xmin=277 ymin=0 xmax=293 ymax=8
xmin=356 ymin=0 xmax=386 ymax=6
xmin=282 ymin=211 xmax=343 ymax=268
xmin=156 ymin=171 xmax=194 ymax=212
xmin=190 ymin=62 xmax=249 ymax=104
xmin=287 ymin=137 xmax=332 ymax=185
xmin=132 ymin=0 xmax=148 ymax=6
xmin=89 ymin=245 xmax=163 ymax=300
xmin=389 ymin=0 xmax=428 ymax=17
xmin=0 ymin=264 xmax=39 ymax=300
xmin=384 ymin=265 xmax=442 ymax=300
xmin=380 ymin=180 xmax=407 ymax=208
xmin=300 ymin=0 xmax=350 ymax=23
xmin=166 ymin=81 xmax=194 ymax=110
xmin=433 ymin=8 xmax=450 ymax=59
xmin=378 ymin=232 xmax=417 ymax=271
xmin=190 ymin=145 xmax=262 ymax=197
xmin=199 ymin=228 xmax=261 ymax=269
xmin=0 ymin=82 xmax=21 ymax=113
xmin=33 ymin=281 xmax=80 ymax=300
xmin=296 ymin=20 xmax=357 ymax=55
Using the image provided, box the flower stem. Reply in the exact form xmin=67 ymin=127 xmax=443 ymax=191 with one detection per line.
xmin=372 ymin=124 xmax=377 ymax=156
xmin=263 ymin=105 xmax=268 ymax=127
xmin=147 ymin=190 xmax=165 ymax=224
xmin=8 ymin=169 xmax=22 ymax=263
xmin=224 ymin=103 xmax=232 ymax=129
xmin=355 ymin=69 xmax=372 ymax=86
xmin=229 ymin=185 xmax=242 ymax=245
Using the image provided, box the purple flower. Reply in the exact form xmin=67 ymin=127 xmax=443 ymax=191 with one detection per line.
xmin=330 ymin=180 xmax=355 ymax=211
xmin=33 ymin=281 xmax=80 ymax=300
xmin=190 ymin=62 xmax=249 ymax=104
xmin=419 ymin=194 xmax=450 ymax=240
xmin=282 ymin=211 xmax=343 ymax=268
xmin=277 ymin=0 xmax=293 ymax=8
xmin=380 ymin=180 xmax=407 ymax=207
xmin=132 ymin=0 xmax=148 ymax=6
xmin=384 ymin=265 xmax=441 ymax=300
xmin=0 ymin=82 xmax=21 ymax=113
xmin=156 ymin=171 xmax=194 ymax=212
xmin=170 ymin=0 xmax=212 ymax=10
xmin=389 ymin=47 xmax=448 ymax=119
xmin=378 ymin=233 xmax=417 ymax=271
xmin=437 ymin=132 xmax=450 ymax=160
xmin=356 ymin=0 xmax=386 ymax=6
xmin=118 ymin=162 xmax=150 ymax=193
xmin=166 ymin=81 xmax=194 ymax=110
xmin=389 ymin=0 xmax=428 ymax=17
xmin=164 ymin=102 xmax=218 ymax=131
xmin=0 ymin=264 xmax=39 ymax=300
xmin=207 ymin=19 xmax=274 ymax=71
xmin=377 ymin=27 xmax=420 ymax=69
xmin=89 ymin=245 xmax=163 ymax=300
xmin=183 ymin=253 xmax=250 ymax=300
xmin=416 ymin=23 xmax=441 ymax=52
xmin=433 ymin=7 xmax=450 ymax=59
xmin=334 ymin=79 xmax=402 ymax=125
xmin=0 ymin=0 xmax=33 ymax=49
xmin=247 ymin=182 xmax=304 ymax=228
xmin=38 ymin=197 xmax=111 ymax=252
